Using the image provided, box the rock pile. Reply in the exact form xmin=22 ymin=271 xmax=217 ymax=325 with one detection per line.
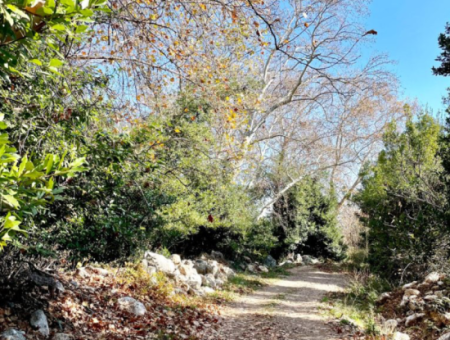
xmin=378 ymin=272 xmax=450 ymax=340
xmin=141 ymin=251 xmax=235 ymax=296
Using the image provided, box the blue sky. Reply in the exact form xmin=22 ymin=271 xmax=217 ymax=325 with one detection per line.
xmin=365 ymin=0 xmax=450 ymax=114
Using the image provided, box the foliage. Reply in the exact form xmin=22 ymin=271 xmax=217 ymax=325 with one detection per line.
xmin=433 ymin=23 xmax=450 ymax=77
xmin=356 ymin=113 xmax=449 ymax=281
xmin=270 ymin=176 xmax=345 ymax=260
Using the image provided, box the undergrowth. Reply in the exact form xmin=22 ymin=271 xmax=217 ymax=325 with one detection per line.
xmin=324 ymin=269 xmax=392 ymax=336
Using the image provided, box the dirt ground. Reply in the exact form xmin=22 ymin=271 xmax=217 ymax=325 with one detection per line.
xmin=217 ymin=265 xmax=349 ymax=340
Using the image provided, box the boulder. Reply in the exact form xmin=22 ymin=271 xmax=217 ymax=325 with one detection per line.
xmin=220 ymin=265 xmax=235 ymax=278
xmin=170 ymin=254 xmax=182 ymax=265
xmin=405 ymin=313 xmax=424 ymax=327
xmin=215 ymin=278 xmax=225 ymax=287
xmin=264 ymin=255 xmax=277 ymax=268
xmin=30 ymin=309 xmax=49 ymax=337
xmin=179 ymin=264 xmax=195 ymax=276
xmin=141 ymin=259 xmax=157 ymax=275
xmin=0 ymin=330 xmax=26 ymax=340
xmin=144 ymin=252 xmax=175 ymax=276
xmin=117 ymin=297 xmax=146 ymax=316
xmin=425 ymin=272 xmax=441 ymax=283
xmin=393 ymin=332 xmax=410 ymax=340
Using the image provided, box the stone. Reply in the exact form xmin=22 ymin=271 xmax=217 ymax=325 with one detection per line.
xmin=438 ymin=333 xmax=450 ymax=340
xmin=436 ymin=290 xmax=445 ymax=298
xmin=243 ymin=256 xmax=252 ymax=263
xmin=302 ymin=255 xmax=319 ymax=265
xmin=393 ymin=332 xmax=410 ymax=340
xmin=117 ymin=297 xmax=146 ymax=316
xmin=170 ymin=254 xmax=181 ymax=265
xmin=264 ymin=255 xmax=277 ymax=268
xmin=221 ymin=266 xmax=235 ymax=278
xmin=404 ymin=289 xmax=420 ymax=297
xmin=257 ymin=265 xmax=269 ymax=273
xmin=405 ymin=313 xmax=424 ymax=327
xmin=377 ymin=292 xmax=391 ymax=303
xmin=424 ymin=295 xmax=438 ymax=301
xmin=179 ymin=264 xmax=194 ymax=276
xmin=247 ymin=264 xmax=256 ymax=273
xmin=399 ymin=295 xmax=410 ymax=308
xmin=86 ymin=267 xmax=109 ymax=276
xmin=201 ymin=287 xmax=215 ymax=294
xmin=215 ymin=278 xmax=225 ymax=286
xmin=0 ymin=329 xmax=26 ymax=340
xmin=425 ymin=272 xmax=441 ymax=283
xmin=211 ymin=251 xmax=225 ymax=261
xmin=144 ymin=252 xmax=176 ymax=276
xmin=30 ymin=309 xmax=49 ymax=337
xmin=193 ymin=260 xmax=208 ymax=275
xmin=294 ymin=254 xmax=303 ymax=264
xmin=381 ymin=319 xmax=398 ymax=335
xmin=186 ymin=273 xmax=202 ymax=290
xmin=75 ymin=267 xmax=90 ymax=278
xmin=402 ymin=281 xmax=417 ymax=290
xmin=53 ymin=334 xmax=73 ymax=340
xmin=206 ymin=261 xmax=219 ymax=275
xmin=202 ymin=274 xmax=217 ymax=288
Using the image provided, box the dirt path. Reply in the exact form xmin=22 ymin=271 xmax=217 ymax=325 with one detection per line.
xmin=217 ymin=265 xmax=349 ymax=340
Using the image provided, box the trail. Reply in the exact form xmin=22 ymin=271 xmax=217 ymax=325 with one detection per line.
xmin=217 ymin=265 xmax=348 ymax=340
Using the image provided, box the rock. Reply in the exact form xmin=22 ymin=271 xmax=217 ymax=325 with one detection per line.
xmin=294 ymin=254 xmax=303 ymax=264
xmin=247 ymin=264 xmax=256 ymax=273
xmin=144 ymin=252 xmax=175 ymax=276
xmin=393 ymin=332 xmax=410 ymax=340
xmin=0 ymin=329 xmax=26 ymax=340
xmin=179 ymin=264 xmax=194 ymax=276
xmin=303 ymin=255 xmax=319 ymax=265
xmin=381 ymin=319 xmax=398 ymax=335
xmin=243 ymin=256 xmax=252 ymax=263
xmin=206 ymin=261 xmax=219 ymax=275
xmin=211 ymin=251 xmax=225 ymax=261
xmin=436 ymin=290 xmax=445 ymax=298
xmin=399 ymin=295 xmax=410 ymax=308
xmin=438 ymin=333 xmax=450 ymax=340
xmin=117 ymin=297 xmax=146 ymax=316
xmin=53 ymin=334 xmax=73 ymax=340
xmin=193 ymin=260 xmax=208 ymax=275
xmin=377 ymin=292 xmax=391 ymax=303
xmin=402 ymin=281 xmax=417 ymax=290
xmin=75 ymin=267 xmax=90 ymax=278
xmin=221 ymin=266 xmax=235 ymax=278
xmin=404 ymin=289 xmax=420 ymax=297
xmin=408 ymin=296 xmax=423 ymax=311
xmin=170 ymin=254 xmax=181 ymax=265
xmin=202 ymin=274 xmax=217 ymax=288
xmin=425 ymin=272 xmax=441 ymax=283
xmin=86 ymin=267 xmax=109 ymax=276
xmin=186 ymin=273 xmax=202 ymax=290
xmin=30 ymin=309 xmax=49 ymax=337
xmin=257 ymin=265 xmax=269 ymax=273
xmin=424 ymin=295 xmax=438 ymax=301
xmin=215 ymin=278 xmax=225 ymax=286
xmin=405 ymin=313 xmax=424 ymax=327
xmin=264 ymin=255 xmax=277 ymax=268
xmin=201 ymin=286 xmax=215 ymax=294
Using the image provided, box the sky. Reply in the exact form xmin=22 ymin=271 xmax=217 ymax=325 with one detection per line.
xmin=364 ymin=0 xmax=450 ymax=115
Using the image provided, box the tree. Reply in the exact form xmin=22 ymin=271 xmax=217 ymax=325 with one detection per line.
xmin=433 ymin=23 xmax=450 ymax=76
xmin=356 ymin=113 xmax=449 ymax=281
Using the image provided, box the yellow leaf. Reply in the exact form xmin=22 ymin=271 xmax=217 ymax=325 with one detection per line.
xmin=200 ymin=4 xmax=206 ymax=11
